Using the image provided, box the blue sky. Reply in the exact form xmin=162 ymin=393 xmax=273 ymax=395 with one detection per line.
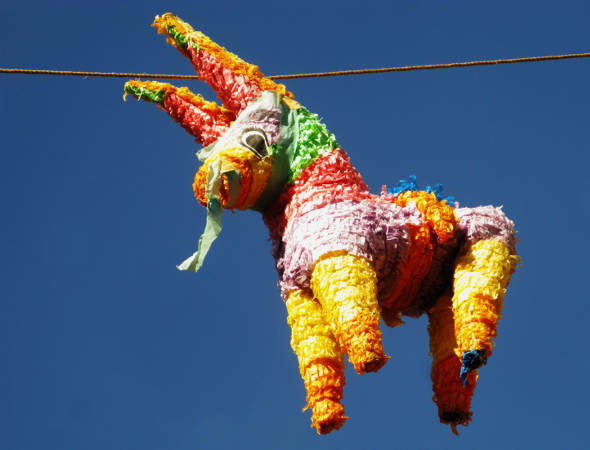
xmin=2 ymin=1 xmax=590 ymax=449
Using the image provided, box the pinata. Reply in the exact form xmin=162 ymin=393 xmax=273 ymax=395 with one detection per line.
xmin=124 ymin=13 xmax=519 ymax=435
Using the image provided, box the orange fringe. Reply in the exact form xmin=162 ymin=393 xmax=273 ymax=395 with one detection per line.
xmin=394 ymin=190 xmax=457 ymax=242
xmin=380 ymin=191 xmax=457 ymax=323
xmin=380 ymin=223 xmax=434 ymax=318
xmin=192 ymin=158 xmax=243 ymax=208
xmin=193 ymin=148 xmax=273 ymax=210
xmin=431 ymin=356 xmax=477 ymax=435
xmin=303 ymin=358 xmax=348 ymax=434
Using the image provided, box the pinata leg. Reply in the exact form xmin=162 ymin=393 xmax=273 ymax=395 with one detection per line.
xmin=428 ymin=292 xmax=477 ymax=435
xmin=286 ymin=289 xmax=348 ymax=434
xmin=310 ymin=251 xmax=389 ymax=374
xmin=452 ymin=239 xmax=516 ymax=381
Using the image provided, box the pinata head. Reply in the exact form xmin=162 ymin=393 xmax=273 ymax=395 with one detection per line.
xmin=191 ymin=90 xmax=293 ymax=213
xmin=124 ymin=14 xmax=301 ymax=271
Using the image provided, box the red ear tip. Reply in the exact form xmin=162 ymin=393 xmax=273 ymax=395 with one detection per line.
xmin=163 ymin=92 xmax=233 ymax=145
xmin=152 ymin=13 xmax=293 ymax=115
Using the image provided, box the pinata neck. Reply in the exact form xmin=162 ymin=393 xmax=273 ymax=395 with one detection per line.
xmin=263 ymin=148 xmax=374 ymax=246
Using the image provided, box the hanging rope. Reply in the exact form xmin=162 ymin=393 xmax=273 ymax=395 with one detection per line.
xmin=270 ymin=52 xmax=590 ymax=80
xmin=1 ymin=52 xmax=589 ymax=81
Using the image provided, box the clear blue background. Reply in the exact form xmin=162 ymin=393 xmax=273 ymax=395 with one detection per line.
xmin=2 ymin=1 xmax=589 ymax=449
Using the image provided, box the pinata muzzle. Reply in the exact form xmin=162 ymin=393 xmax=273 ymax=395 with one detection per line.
xmin=193 ymin=128 xmax=274 ymax=211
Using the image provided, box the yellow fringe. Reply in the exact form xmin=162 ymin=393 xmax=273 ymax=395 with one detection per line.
xmin=286 ymin=291 xmax=347 ymax=434
xmin=286 ymin=290 xmax=344 ymax=373
xmin=452 ymin=239 xmax=516 ymax=357
xmin=311 ymin=251 xmax=388 ymax=374
xmin=153 ymin=14 xmax=294 ymax=99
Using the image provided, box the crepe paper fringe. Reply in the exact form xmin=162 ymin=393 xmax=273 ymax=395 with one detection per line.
xmin=388 ymin=175 xmax=455 ymax=205
xmin=238 ymin=104 xmax=283 ymax=148
xmin=428 ymin=293 xmax=458 ymax=365
xmin=431 ymin=355 xmax=477 ymax=435
xmin=288 ymin=108 xmax=340 ymax=182
xmin=286 ymin=149 xmax=372 ymax=223
xmin=455 ymin=206 xmax=518 ymax=254
xmin=189 ymin=47 xmax=264 ymax=115
xmin=278 ymin=199 xmax=420 ymax=302
xmin=263 ymin=149 xmax=372 ymax=246
xmin=164 ymin=92 xmax=234 ymax=146
xmin=378 ymin=189 xmax=457 ymax=318
xmin=277 ymin=199 xmax=417 ymax=296
xmin=193 ymin=147 xmax=273 ymax=210
xmin=452 ymin=239 xmax=515 ymax=357
xmin=428 ymin=293 xmax=476 ymax=435
xmin=269 ymin=148 xmax=469 ymax=321
xmin=194 ymin=153 xmax=247 ymax=208
xmin=377 ymin=189 xmax=457 ymax=320
xmin=124 ymin=80 xmax=235 ymax=146
xmin=286 ymin=290 xmax=345 ymax=372
xmin=311 ymin=251 xmax=389 ymax=374
xmin=392 ymin=190 xmax=457 ymax=243
xmin=153 ymin=13 xmax=293 ymax=113
xmin=241 ymin=157 xmax=275 ymax=211
xmin=124 ymin=82 xmax=167 ymax=104
xmin=286 ymin=291 xmax=347 ymax=434
xmin=380 ymin=221 xmax=433 ymax=317
xmin=303 ymin=359 xmax=348 ymax=434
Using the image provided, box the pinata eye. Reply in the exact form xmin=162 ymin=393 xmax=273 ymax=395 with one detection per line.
xmin=241 ymin=129 xmax=268 ymax=159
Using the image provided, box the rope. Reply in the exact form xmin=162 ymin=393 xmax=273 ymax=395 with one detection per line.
xmin=0 ymin=69 xmax=201 ymax=80
xmin=270 ymin=52 xmax=590 ymax=80
xmin=1 ymin=52 xmax=589 ymax=81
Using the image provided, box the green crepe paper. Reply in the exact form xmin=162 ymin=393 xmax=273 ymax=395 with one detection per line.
xmin=124 ymin=84 xmax=166 ymax=104
xmin=177 ymin=159 xmax=223 ymax=272
xmin=165 ymin=26 xmax=202 ymax=52
xmin=288 ymin=107 xmax=339 ymax=183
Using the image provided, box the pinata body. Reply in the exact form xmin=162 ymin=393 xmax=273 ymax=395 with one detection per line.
xmin=125 ymin=13 xmax=519 ymax=435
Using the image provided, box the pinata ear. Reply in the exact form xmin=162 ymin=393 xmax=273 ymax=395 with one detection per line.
xmin=152 ymin=13 xmax=294 ymax=115
xmin=124 ymin=80 xmax=235 ymax=146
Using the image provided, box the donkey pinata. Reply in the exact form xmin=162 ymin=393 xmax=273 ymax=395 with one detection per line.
xmin=124 ymin=13 xmax=518 ymax=435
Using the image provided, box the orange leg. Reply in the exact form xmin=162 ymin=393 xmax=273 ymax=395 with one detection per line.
xmin=428 ymin=293 xmax=477 ymax=435
xmin=428 ymin=239 xmax=518 ymax=434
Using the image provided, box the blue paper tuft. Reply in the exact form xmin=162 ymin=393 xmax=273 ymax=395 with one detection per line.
xmin=460 ymin=349 xmax=488 ymax=385
xmin=387 ymin=175 xmax=456 ymax=206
